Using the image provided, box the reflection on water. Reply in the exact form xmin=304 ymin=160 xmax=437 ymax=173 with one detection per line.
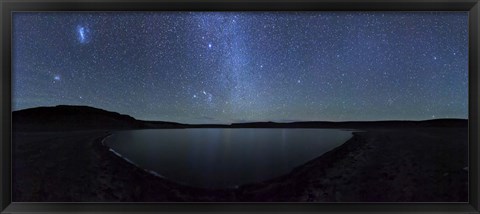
xmin=105 ymin=128 xmax=352 ymax=188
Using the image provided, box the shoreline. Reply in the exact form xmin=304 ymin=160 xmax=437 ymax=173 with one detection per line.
xmin=99 ymin=133 xmax=186 ymax=185
xmin=92 ymin=131 xmax=238 ymax=201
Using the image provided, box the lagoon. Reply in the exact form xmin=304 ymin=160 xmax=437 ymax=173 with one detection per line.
xmin=104 ymin=128 xmax=352 ymax=188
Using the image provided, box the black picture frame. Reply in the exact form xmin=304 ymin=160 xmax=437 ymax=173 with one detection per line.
xmin=1 ymin=0 xmax=479 ymax=213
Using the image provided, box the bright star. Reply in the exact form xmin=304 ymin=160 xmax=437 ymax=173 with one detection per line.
xmin=54 ymin=75 xmax=61 ymax=81
xmin=208 ymin=43 xmax=212 ymax=48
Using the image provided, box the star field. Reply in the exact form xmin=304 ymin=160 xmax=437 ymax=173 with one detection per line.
xmin=12 ymin=12 xmax=468 ymax=124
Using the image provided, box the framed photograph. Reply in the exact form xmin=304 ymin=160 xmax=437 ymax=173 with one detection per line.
xmin=1 ymin=0 xmax=479 ymax=213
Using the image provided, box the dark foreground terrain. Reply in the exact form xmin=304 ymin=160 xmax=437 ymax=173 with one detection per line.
xmin=12 ymin=106 xmax=468 ymax=202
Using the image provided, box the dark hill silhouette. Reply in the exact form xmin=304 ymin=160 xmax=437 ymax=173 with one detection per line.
xmin=13 ymin=105 xmax=185 ymax=131
xmin=13 ymin=105 xmax=142 ymax=131
xmin=12 ymin=105 xmax=467 ymax=131
xmin=228 ymin=119 xmax=468 ymax=128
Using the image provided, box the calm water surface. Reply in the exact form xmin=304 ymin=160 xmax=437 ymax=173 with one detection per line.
xmin=105 ymin=128 xmax=352 ymax=188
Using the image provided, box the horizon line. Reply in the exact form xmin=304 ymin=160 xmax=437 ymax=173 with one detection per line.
xmin=12 ymin=104 xmax=469 ymax=126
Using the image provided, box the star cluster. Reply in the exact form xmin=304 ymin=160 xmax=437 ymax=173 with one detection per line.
xmin=12 ymin=12 xmax=468 ymax=124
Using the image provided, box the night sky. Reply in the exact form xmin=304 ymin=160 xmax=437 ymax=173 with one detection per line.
xmin=12 ymin=12 xmax=468 ymax=124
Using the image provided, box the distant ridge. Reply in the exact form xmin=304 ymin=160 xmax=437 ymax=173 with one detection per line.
xmin=12 ymin=105 xmax=184 ymax=131
xmin=228 ymin=119 xmax=468 ymax=128
xmin=12 ymin=105 xmax=468 ymax=132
